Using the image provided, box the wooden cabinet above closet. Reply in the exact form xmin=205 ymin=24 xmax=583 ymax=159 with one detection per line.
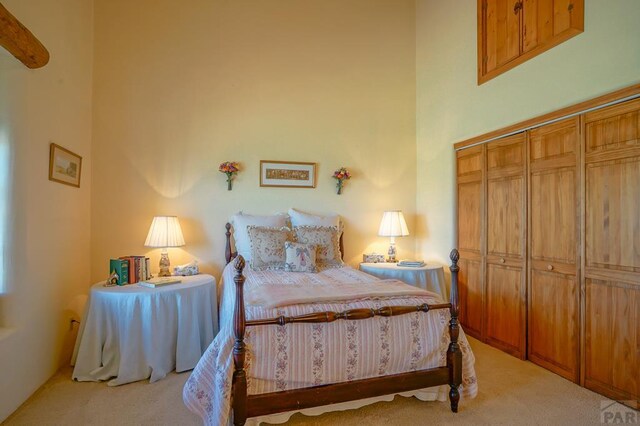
xmin=477 ymin=0 xmax=584 ymax=84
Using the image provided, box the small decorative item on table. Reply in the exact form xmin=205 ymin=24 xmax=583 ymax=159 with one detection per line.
xmin=363 ymin=253 xmax=385 ymax=263
xmin=174 ymin=260 xmax=199 ymax=276
xmin=219 ymin=161 xmax=240 ymax=191
xmin=332 ymin=167 xmax=351 ymax=195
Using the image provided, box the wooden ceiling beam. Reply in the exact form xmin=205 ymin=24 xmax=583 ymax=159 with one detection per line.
xmin=0 ymin=2 xmax=49 ymax=69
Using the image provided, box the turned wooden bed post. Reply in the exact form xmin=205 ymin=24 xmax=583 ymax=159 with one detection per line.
xmin=232 ymin=255 xmax=248 ymax=425
xmin=447 ymin=249 xmax=462 ymax=412
xmin=225 ymin=223 xmax=233 ymax=264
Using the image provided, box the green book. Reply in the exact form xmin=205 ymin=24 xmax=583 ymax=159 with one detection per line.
xmin=109 ymin=258 xmax=129 ymax=285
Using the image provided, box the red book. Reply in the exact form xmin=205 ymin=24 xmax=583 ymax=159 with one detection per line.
xmin=119 ymin=255 xmax=146 ymax=283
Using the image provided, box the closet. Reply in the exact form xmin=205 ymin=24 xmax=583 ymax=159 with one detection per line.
xmin=455 ymin=90 xmax=640 ymax=407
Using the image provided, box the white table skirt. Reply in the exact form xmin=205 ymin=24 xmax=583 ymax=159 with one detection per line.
xmin=359 ymin=263 xmax=447 ymax=300
xmin=72 ymin=274 xmax=217 ymax=386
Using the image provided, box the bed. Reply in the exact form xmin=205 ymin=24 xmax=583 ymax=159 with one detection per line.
xmin=183 ymin=223 xmax=477 ymax=425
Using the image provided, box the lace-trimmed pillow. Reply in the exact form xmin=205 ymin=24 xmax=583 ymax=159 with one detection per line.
xmin=284 ymin=242 xmax=318 ymax=273
xmin=247 ymin=226 xmax=292 ymax=270
xmin=230 ymin=212 xmax=289 ymax=261
xmin=293 ymin=225 xmax=343 ymax=268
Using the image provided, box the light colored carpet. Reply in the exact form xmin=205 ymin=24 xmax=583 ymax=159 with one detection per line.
xmin=4 ymin=337 xmax=610 ymax=426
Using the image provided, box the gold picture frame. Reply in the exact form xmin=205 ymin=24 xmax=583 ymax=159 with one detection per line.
xmin=259 ymin=160 xmax=316 ymax=188
xmin=49 ymin=143 xmax=82 ymax=188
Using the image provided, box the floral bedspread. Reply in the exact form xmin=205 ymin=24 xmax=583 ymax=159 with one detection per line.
xmin=183 ymin=263 xmax=478 ymax=425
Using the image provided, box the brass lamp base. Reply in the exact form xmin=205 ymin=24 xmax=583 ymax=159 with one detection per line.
xmin=158 ymin=251 xmax=172 ymax=277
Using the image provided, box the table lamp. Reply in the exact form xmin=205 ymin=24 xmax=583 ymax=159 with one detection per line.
xmin=144 ymin=216 xmax=185 ymax=277
xmin=378 ymin=210 xmax=409 ymax=263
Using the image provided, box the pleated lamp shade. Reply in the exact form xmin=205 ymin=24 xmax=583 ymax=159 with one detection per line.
xmin=378 ymin=211 xmax=410 ymax=237
xmin=144 ymin=216 xmax=185 ymax=248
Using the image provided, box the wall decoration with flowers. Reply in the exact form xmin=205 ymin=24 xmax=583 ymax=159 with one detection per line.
xmin=219 ymin=161 xmax=240 ymax=190
xmin=332 ymin=167 xmax=351 ymax=195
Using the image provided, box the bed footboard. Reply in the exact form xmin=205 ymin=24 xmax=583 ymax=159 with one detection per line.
xmin=231 ymin=249 xmax=462 ymax=425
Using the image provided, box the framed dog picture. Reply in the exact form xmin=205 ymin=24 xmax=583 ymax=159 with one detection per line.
xmin=49 ymin=143 xmax=82 ymax=188
xmin=259 ymin=160 xmax=316 ymax=188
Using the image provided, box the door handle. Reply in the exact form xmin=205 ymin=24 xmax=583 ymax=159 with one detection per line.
xmin=514 ymin=1 xmax=523 ymax=14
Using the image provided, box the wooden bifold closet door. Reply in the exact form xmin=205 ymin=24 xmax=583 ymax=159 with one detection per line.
xmin=485 ymin=134 xmax=527 ymax=359
xmin=527 ymin=117 xmax=580 ymax=382
xmin=583 ymin=99 xmax=640 ymax=404
xmin=456 ymin=145 xmax=485 ymax=340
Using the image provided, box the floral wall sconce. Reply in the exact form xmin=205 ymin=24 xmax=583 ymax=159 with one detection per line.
xmin=332 ymin=167 xmax=351 ymax=195
xmin=219 ymin=161 xmax=239 ymax=190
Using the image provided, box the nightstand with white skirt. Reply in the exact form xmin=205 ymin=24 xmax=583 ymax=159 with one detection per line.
xmin=359 ymin=262 xmax=447 ymax=300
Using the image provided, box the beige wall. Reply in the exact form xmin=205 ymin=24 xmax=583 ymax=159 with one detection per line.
xmin=416 ymin=0 xmax=640 ymax=263
xmin=91 ymin=0 xmax=417 ymax=281
xmin=0 ymin=0 xmax=93 ymax=420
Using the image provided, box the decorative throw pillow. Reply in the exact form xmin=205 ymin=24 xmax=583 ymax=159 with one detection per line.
xmin=247 ymin=226 xmax=291 ymax=270
xmin=293 ymin=225 xmax=343 ymax=268
xmin=288 ymin=208 xmax=343 ymax=233
xmin=284 ymin=242 xmax=318 ymax=273
xmin=230 ymin=212 xmax=289 ymax=261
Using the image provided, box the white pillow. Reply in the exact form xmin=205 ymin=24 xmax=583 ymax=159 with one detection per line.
xmin=288 ymin=208 xmax=341 ymax=230
xmin=230 ymin=212 xmax=289 ymax=261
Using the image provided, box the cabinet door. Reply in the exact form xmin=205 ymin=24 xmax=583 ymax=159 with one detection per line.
xmin=481 ymin=0 xmax=521 ymax=75
xmin=522 ymin=0 xmax=584 ymax=53
xmin=457 ymin=145 xmax=485 ymax=339
xmin=485 ymin=134 xmax=526 ymax=358
xmin=528 ymin=118 xmax=580 ymax=382
xmin=478 ymin=0 xmax=583 ymax=84
xmin=583 ymin=99 xmax=640 ymax=407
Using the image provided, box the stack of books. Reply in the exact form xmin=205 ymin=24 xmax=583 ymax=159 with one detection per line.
xmin=109 ymin=256 xmax=151 ymax=285
xmin=138 ymin=277 xmax=182 ymax=288
xmin=398 ymin=260 xmax=426 ymax=267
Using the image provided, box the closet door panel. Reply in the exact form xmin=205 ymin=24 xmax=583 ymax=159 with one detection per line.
xmin=530 ymin=168 xmax=576 ymax=263
xmin=486 ymin=263 xmax=525 ymax=355
xmin=487 ymin=176 xmax=524 ymax=257
xmin=585 ymin=279 xmax=639 ymax=403
xmin=584 ymin=98 xmax=640 ymax=159
xmin=529 ymin=270 xmax=579 ymax=381
xmin=586 ymin=157 xmax=640 ymax=274
xmin=458 ymin=258 xmax=483 ymax=338
xmin=458 ymin=181 xmax=482 ymax=253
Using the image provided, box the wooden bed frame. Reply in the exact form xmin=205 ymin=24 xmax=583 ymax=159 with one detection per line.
xmin=224 ymin=223 xmax=462 ymax=425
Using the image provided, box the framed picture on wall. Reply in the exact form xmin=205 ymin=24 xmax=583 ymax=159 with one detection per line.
xmin=259 ymin=160 xmax=316 ymax=188
xmin=49 ymin=143 xmax=82 ymax=188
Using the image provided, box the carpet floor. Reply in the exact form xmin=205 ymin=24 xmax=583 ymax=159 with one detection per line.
xmin=4 ymin=337 xmax=610 ymax=425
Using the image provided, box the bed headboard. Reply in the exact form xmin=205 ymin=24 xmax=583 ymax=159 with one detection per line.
xmin=225 ymin=222 xmax=345 ymax=264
